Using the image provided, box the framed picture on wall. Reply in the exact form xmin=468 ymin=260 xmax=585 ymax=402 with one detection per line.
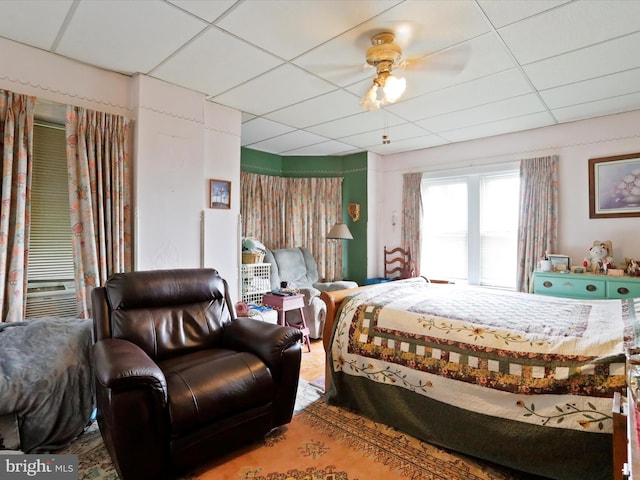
xmin=210 ymin=179 xmax=231 ymax=209
xmin=589 ymin=153 xmax=640 ymax=218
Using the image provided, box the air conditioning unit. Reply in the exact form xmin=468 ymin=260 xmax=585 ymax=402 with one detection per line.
xmin=25 ymin=281 xmax=77 ymax=319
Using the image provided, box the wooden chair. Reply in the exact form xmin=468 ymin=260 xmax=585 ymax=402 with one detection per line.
xmin=384 ymin=246 xmax=415 ymax=280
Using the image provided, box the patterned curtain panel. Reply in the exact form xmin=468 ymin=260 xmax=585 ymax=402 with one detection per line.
xmin=516 ymin=155 xmax=559 ymax=292
xmin=402 ymin=172 xmax=423 ymax=277
xmin=66 ymin=106 xmax=132 ymax=318
xmin=0 ymin=90 xmax=36 ymax=322
xmin=240 ymin=172 xmax=343 ymax=281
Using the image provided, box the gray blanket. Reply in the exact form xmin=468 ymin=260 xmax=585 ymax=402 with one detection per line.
xmin=0 ymin=317 xmax=94 ymax=452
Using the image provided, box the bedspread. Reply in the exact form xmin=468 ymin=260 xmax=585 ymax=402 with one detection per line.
xmin=330 ymin=278 xmax=638 ymax=435
xmin=0 ymin=317 xmax=94 ymax=452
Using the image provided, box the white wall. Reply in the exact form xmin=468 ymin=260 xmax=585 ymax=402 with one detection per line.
xmin=378 ymin=109 xmax=640 ymax=272
xmin=0 ymin=37 xmax=242 ymax=300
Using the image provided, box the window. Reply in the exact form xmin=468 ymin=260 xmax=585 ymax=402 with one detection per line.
xmin=421 ymin=164 xmax=520 ymax=289
xmin=25 ymin=122 xmax=77 ymax=318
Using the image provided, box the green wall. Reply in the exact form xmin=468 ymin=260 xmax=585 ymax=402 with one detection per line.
xmin=241 ymin=147 xmax=368 ymax=285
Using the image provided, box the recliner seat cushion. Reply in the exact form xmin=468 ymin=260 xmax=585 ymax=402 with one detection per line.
xmin=161 ymin=349 xmax=273 ymax=436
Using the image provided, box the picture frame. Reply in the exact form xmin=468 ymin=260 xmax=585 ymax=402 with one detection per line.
xmin=210 ymin=179 xmax=231 ymax=209
xmin=589 ymin=153 xmax=640 ymax=218
xmin=548 ymin=254 xmax=570 ymax=272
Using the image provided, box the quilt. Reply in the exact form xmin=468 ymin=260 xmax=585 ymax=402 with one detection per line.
xmin=330 ymin=278 xmax=638 ymax=436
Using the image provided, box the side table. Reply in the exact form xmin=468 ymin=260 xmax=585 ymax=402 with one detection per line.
xmin=262 ymin=293 xmax=311 ymax=352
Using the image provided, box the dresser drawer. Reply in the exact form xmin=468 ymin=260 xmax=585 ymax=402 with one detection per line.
xmin=534 ymin=274 xmax=606 ymax=299
xmin=607 ymin=280 xmax=640 ymax=299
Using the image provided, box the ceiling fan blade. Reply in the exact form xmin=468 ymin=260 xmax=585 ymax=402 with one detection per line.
xmin=398 ymin=41 xmax=471 ymax=74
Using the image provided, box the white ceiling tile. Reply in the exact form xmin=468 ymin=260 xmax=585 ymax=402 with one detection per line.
xmin=248 ymin=129 xmax=331 ymax=154
xmin=551 ymin=92 xmax=640 ymax=123
xmin=366 ymin=134 xmax=449 ymax=155
xmin=212 ymin=64 xmax=336 ymax=116
xmin=167 ymin=0 xmax=236 ymax=22
xmin=218 ymin=0 xmax=400 ymax=60
xmin=0 ymin=0 xmax=73 ymax=50
xmin=265 ymin=90 xmax=363 ymax=128
xmin=417 ymin=93 xmax=547 ymax=132
xmin=388 ymin=68 xmax=534 ymax=121
xmin=478 ymin=1 xmax=570 ymax=29
xmin=498 ymin=1 xmax=640 ymax=64
xmin=540 ymin=68 xmax=640 ymax=109
xmin=241 ymin=118 xmax=296 ymax=146
xmin=440 ymin=111 xmax=556 ymax=142
xmin=152 ymin=27 xmax=283 ymax=97
xmin=307 ymin=111 xmax=405 ymax=139
xmin=281 ymin=139 xmax=360 ymax=156
xmin=524 ymin=32 xmax=640 ymax=91
xmin=340 ymin=123 xmax=430 ymax=148
xmin=57 ymin=0 xmax=208 ymax=75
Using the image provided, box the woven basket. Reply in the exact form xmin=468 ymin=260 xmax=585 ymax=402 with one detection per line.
xmin=242 ymin=252 xmax=265 ymax=264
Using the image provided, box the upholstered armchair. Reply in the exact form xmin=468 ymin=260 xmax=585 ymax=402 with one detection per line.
xmin=91 ymin=268 xmax=303 ymax=480
xmin=264 ymin=247 xmax=358 ymax=339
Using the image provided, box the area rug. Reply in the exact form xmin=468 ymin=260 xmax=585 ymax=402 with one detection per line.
xmin=59 ymin=381 xmax=536 ymax=480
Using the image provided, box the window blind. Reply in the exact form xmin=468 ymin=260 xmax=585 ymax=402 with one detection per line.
xmin=28 ymin=123 xmax=75 ymax=282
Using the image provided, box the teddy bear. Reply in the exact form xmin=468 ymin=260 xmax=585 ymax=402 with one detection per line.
xmin=583 ymin=242 xmax=614 ymax=273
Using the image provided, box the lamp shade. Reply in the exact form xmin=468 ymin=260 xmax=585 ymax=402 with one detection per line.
xmin=326 ymin=222 xmax=353 ymax=240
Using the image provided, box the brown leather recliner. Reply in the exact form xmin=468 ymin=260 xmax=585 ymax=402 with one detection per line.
xmin=91 ymin=268 xmax=303 ymax=480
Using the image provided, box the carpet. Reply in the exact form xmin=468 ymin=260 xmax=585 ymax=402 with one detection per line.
xmin=59 ymin=381 xmax=536 ymax=480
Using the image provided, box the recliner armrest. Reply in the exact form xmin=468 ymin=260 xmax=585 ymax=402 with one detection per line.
xmin=93 ymin=338 xmax=167 ymax=404
xmin=223 ymin=318 xmax=302 ymax=372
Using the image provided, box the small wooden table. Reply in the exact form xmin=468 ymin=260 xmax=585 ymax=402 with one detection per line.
xmin=262 ymin=293 xmax=311 ymax=352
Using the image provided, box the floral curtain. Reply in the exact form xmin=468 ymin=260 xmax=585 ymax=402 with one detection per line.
xmin=240 ymin=172 xmax=343 ymax=281
xmin=0 ymin=90 xmax=36 ymax=322
xmin=402 ymin=172 xmax=423 ymax=276
xmin=516 ymin=155 xmax=559 ymax=292
xmin=66 ymin=106 xmax=132 ymax=318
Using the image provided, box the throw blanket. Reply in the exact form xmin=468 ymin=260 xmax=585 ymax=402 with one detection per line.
xmin=331 ymin=278 xmax=637 ymax=434
xmin=0 ymin=318 xmax=94 ymax=452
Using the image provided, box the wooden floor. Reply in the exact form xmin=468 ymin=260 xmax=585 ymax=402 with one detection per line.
xmin=299 ymin=338 xmax=325 ymax=384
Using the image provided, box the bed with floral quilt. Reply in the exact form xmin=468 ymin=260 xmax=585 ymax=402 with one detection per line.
xmin=321 ymin=277 xmax=639 ymax=480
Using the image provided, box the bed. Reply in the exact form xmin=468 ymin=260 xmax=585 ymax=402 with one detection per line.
xmin=320 ymin=277 xmax=639 ymax=480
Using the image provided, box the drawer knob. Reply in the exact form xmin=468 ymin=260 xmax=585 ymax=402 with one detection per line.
xmin=543 ymin=281 xmax=552 ymax=288
xmin=586 ymin=284 xmax=597 ymax=292
xmin=618 ymin=287 xmax=630 ymax=295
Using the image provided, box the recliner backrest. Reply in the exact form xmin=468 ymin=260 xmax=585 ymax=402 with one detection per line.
xmin=267 ymin=247 xmax=320 ymax=289
xmin=103 ymin=268 xmax=232 ymax=361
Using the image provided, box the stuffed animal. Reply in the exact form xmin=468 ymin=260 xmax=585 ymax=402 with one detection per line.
xmin=626 ymin=258 xmax=640 ymax=277
xmin=583 ymin=242 xmax=614 ymax=273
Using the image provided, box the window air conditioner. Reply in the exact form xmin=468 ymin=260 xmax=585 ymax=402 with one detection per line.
xmin=25 ymin=281 xmax=77 ymax=319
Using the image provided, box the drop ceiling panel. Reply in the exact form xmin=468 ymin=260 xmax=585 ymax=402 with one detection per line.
xmin=212 ymin=64 xmax=336 ymax=116
xmin=497 ymin=1 xmax=640 ymax=65
xmin=152 ymin=27 xmax=283 ymax=97
xmin=217 ymin=0 xmax=400 ymax=61
xmin=281 ymin=139 xmax=360 ymax=156
xmin=524 ymin=32 xmax=640 ymax=91
xmin=57 ymin=0 xmax=208 ymax=75
xmin=551 ymin=92 xmax=640 ymax=123
xmin=249 ymin=129 xmax=332 ymax=154
xmin=540 ymin=68 xmax=640 ymax=109
xmin=265 ymin=90 xmax=363 ymax=128
xmin=0 ymin=0 xmax=72 ymax=50
xmin=241 ymin=117 xmax=296 ymax=146
xmin=440 ymin=111 xmax=555 ymax=142
xmin=417 ymin=93 xmax=548 ymax=133
xmin=167 ymin=0 xmax=236 ymax=23
xmin=366 ymin=134 xmax=449 ymax=155
xmin=307 ymin=111 xmax=405 ymax=139
xmin=388 ymin=68 xmax=534 ymax=121
xmin=477 ymin=0 xmax=570 ymax=29
xmin=340 ymin=122 xmax=429 ymax=148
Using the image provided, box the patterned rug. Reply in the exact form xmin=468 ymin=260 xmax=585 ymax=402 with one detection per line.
xmin=59 ymin=381 xmax=536 ymax=480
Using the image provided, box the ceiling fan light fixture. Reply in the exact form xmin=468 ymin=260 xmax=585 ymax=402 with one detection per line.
xmin=382 ymin=74 xmax=406 ymax=104
xmin=359 ymin=83 xmax=381 ymax=111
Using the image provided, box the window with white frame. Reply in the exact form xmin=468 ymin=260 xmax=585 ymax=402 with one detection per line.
xmin=421 ymin=164 xmax=520 ymax=289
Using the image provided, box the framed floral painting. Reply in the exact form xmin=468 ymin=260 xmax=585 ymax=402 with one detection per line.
xmin=589 ymin=153 xmax=640 ymax=218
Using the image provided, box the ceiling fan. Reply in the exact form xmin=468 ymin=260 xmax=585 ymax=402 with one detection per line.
xmin=359 ymin=32 xmax=408 ymax=112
